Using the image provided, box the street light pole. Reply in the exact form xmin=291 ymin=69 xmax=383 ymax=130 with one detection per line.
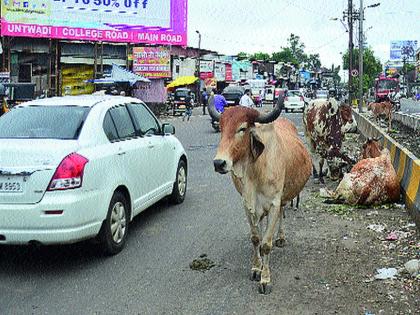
xmin=358 ymin=0 xmax=364 ymax=112
xmin=195 ymin=30 xmax=202 ymax=110
xmin=347 ymin=0 xmax=354 ymax=105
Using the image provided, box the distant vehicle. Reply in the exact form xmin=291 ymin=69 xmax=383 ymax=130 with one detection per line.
xmin=316 ymin=90 xmax=329 ymax=99
xmin=264 ymin=85 xmax=275 ymax=103
xmin=172 ymin=88 xmax=195 ymax=116
xmin=284 ymin=90 xmax=305 ymax=112
xmin=0 ymin=96 xmax=188 ymax=255
xmin=222 ymin=85 xmax=245 ymax=106
xmin=374 ymin=76 xmax=399 ymax=102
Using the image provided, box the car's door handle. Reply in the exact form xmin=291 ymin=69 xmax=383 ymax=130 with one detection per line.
xmin=117 ymin=151 xmax=126 ymax=156
xmin=147 ymin=143 xmax=155 ymax=149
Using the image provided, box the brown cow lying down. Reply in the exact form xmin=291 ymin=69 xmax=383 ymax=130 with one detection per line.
xmin=323 ymin=146 xmax=400 ymax=205
xmin=368 ymin=101 xmax=392 ymax=131
xmin=360 ymin=137 xmax=382 ymax=159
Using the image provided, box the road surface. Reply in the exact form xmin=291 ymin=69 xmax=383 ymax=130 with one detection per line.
xmin=0 ymin=106 xmax=418 ymax=314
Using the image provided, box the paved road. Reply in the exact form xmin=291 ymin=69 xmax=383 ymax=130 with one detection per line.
xmin=400 ymin=98 xmax=420 ymax=115
xmin=0 ymin=106 xmax=418 ymax=314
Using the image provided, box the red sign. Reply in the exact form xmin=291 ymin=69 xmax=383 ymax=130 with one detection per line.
xmin=225 ymin=63 xmax=232 ymax=81
xmin=200 ymin=72 xmax=214 ymax=80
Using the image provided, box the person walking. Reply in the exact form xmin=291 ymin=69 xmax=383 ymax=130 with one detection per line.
xmin=239 ymin=90 xmax=254 ymax=107
xmin=201 ymin=88 xmax=208 ymax=115
xmin=182 ymin=91 xmax=194 ymax=122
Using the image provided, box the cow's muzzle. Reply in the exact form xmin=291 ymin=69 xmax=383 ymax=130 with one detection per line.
xmin=214 ymin=159 xmax=228 ymax=174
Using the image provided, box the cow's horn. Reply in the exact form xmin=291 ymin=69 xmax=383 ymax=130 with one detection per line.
xmin=207 ymin=95 xmax=221 ymax=122
xmin=255 ymin=94 xmax=284 ymax=124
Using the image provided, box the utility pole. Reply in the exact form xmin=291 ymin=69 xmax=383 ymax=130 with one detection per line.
xmin=348 ymin=0 xmax=354 ymax=106
xmin=195 ymin=30 xmax=201 ymax=110
xmin=358 ymin=0 xmax=364 ymax=112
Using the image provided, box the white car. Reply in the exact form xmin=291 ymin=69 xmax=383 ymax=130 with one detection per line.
xmin=0 ymin=96 xmax=187 ymax=255
xmin=284 ymin=90 xmax=305 ymax=112
xmin=316 ymin=90 xmax=329 ymax=99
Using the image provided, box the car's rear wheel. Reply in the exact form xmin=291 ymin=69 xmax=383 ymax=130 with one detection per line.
xmin=170 ymin=159 xmax=187 ymax=204
xmin=98 ymin=191 xmax=129 ymax=255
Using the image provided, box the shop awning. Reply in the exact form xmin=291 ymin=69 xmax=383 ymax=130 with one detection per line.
xmin=166 ymin=76 xmax=198 ymax=88
xmin=86 ymin=64 xmax=150 ymax=86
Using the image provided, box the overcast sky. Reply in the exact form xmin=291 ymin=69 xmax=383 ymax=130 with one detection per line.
xmin=187 ymin=0 xmax=420 ymax=69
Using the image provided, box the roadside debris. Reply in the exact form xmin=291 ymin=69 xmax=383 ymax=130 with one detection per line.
xmin=189 ymin=254 xmax=216 ymax=272
xmin=374 ymin=268 xmax=398 ymax=280
xmin=385 ymin=231 xmax=398 ymax=241
xmin=404 ymin=259 xmax=420 ymax=278
xmin=367 ymin=224 xmax=385 ymax=233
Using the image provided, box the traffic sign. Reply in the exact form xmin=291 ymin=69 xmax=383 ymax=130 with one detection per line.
xmin=351 ymin=69 xmax=359 ymax=77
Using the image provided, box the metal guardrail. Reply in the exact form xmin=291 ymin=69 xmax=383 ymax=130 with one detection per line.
xmin=353 ymin=110 xmax=420 ymax=230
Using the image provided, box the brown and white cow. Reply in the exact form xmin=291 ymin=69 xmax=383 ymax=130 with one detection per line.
xmin=368 ymin=101 xmax=392 ymax=131
xmin=360 ymin=137 xmax=382 ymax=160
xmin=303 ymin=98 xmax=357 ymax=183
xmin=208 ymin=96 xmax=312 ymax=294
xmin=332 ymin=147 xmax=400 ymax=205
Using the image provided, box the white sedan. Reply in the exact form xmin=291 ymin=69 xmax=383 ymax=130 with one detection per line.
xmin=284 ymin=90 xmax=305 ymax=112
xmin=0 ymin=95 xmax=187 ymax=255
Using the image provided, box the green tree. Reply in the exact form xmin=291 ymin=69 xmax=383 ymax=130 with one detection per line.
xmin=271 ymin=47 xmax=297 ymax=65
xmin=343 ymin=47 xmax=382 ymax=92
xmin=249 ymin=52 xmax=270 ymax=61
xmin=305 ymin=53 xmax=321 ymax=71
xmin=287 ymin=33 xmax=307 ymax=65
xmin=237 ymin=52 xmax=249 ymax=59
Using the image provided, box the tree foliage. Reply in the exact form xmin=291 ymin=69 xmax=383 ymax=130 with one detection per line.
xmin=342 ymin=48 xmax=382 ymax=92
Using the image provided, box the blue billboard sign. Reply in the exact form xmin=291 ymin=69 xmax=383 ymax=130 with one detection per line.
xmin=390 ymin=40 xmax=418 ymax=61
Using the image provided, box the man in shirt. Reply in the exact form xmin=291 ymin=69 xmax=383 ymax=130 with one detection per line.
xmin=239 ymin=90 xmax=254 ymax=107
xmin=214 ymin=89 xmax=227 ymax=113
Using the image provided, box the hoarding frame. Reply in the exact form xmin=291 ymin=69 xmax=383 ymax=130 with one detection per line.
xmin=0 ymin=0 xmax=188 ymax=46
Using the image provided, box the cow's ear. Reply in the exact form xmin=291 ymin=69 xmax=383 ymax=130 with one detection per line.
xmin=250 ymin=129 xmax=265 ymax=160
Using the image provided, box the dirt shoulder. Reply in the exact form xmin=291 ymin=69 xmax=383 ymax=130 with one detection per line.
xmin=294 ymin=132 xmax=419 ymax=314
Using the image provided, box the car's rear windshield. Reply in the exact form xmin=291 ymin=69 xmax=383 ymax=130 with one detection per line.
xmin=287 ymin=91 xmax=301 ymax=97
xmin=175 ymin=90 xmax=188 ymax=97
xmin=0 ymin=105 xmax=90 ymax=139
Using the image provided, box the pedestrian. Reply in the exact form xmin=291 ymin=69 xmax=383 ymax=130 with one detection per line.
xmin=182 ymin=91 xmax=193 ymax=122
xmin=201 ymin=88 xmax=208 ymax=115
xmin=239 ymin=90 xmax=254 ymax=107
xmin=213 ymin=89 xmax=227 ymax=113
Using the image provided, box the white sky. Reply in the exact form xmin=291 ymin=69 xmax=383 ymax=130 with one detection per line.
xmin=187 ymin=0 xmax=420 ymax=68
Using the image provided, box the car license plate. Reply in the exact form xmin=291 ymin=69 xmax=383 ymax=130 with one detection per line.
xmin=0 ymin=176 xmax=24 ymax=193
xmin=180 ymin=97 xmax=185 ymax=100
xmin=179 ymin=105 xmax=186 ymax=109
xmin=227 ymin=101 xmax=235 ymax=104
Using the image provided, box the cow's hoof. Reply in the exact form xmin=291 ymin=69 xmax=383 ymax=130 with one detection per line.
xmin=274 ymin=238 xmax=286 ymax=248
xmin=258 ymin=282 xmax=272 ymax=295
xmin=250 ymin=270 xmax=261 ymax=281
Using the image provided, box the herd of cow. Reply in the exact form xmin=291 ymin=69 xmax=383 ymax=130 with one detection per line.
xmin=207 ymin=95 xmax=400 ymax=294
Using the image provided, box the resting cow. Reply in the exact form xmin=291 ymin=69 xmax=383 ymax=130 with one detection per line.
xmin=368 ymin=101 xmax=392 ymax=131
xmin=208 ymin=96 xmax=312 ymax=294
xmin=360 ymin=137 xmax=382 ymax=159
xmin=303 ymin=99 xmax=357 ymax=183
xmin=327 ymin=142 xmax=400 ymax=205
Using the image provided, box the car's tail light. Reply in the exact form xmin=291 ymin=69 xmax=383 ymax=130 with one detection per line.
xmin=48 ymin=153 xmax=89 ymax=191
xmin=285 ymin=97 xmax=289 ymax=101
xmin=300 ymin=96 xmax=304 ymax=101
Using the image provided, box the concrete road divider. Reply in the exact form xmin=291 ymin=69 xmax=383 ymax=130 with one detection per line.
xmin=353 ymin=110 xmax=420 ymax=230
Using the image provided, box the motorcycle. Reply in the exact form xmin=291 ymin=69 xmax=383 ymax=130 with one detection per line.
xmin=388 ymin=93 xmax=401 ymax=112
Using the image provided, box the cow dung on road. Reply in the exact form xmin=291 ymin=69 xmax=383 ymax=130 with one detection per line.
xmin=189 ymin=254 xmax=216 ymax=272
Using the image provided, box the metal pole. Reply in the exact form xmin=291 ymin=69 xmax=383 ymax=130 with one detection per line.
xmin=196 ymin=31 xmax=201 ymax=109
xmin=348 ymin=0 xmax=353 ymax=105
xmin=358 ymin=0 xmax=364 ymax=112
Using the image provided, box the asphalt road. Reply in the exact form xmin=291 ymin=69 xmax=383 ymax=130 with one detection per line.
xmin=400 ymin=98 xmax=420 ymax=115
xmin=0 ymin=106 xmax=418 ymax=314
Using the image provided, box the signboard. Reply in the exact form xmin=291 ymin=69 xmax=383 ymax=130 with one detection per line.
xmin=0 ymin=0 xmax=187 ymax=46
xmin=214 ymin=63 xmax=226 ymax=82
xmin=225 ymin=63 xmax=232 ymax=81
xmin=390 ymin=40 xmax=418 ymax=61
xmin=200 ymin=60 xmax=213 ymax=73
xmin=133 ymin=47 xmax=171 ymax=78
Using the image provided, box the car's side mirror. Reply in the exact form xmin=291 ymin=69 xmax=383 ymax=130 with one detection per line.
xmin=162 ymin=123 xmax=175 ymax=135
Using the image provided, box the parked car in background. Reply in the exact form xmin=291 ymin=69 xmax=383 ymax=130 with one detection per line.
xmin=0 ymin=95 xmax=188 ymax=255
xmin=316 ymin=89 xmax=329 ymax=100
xmin=284 ymin=90 xmax=305 ymax=112
xmin=222 ymin=85 xmax=245 ymax=106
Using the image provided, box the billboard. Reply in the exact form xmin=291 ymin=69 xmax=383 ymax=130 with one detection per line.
xmin=0 ymin=0 xmax=187 ymax=45
xmin=390 ymin=40 xmax=418 ymax=61
xmin=133 ymin=47 xmax=171 ymax=78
